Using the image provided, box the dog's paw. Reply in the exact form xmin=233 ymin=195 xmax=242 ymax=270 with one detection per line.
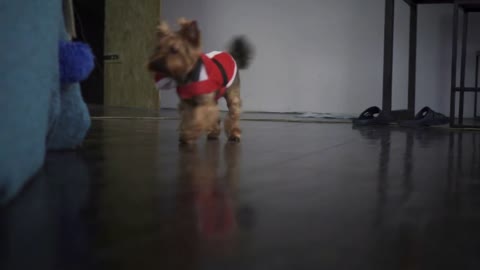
xmin=179 ymin=138 xmax=194 ymax=146
xmin=228 ymin=136 xmax=241 ymax=143
xmin=207 ymin=134 xmax=220 ymax=141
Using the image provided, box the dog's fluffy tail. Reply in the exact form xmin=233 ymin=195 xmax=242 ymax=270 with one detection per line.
xmin=228 ymin=36 xmax=254 ymax=69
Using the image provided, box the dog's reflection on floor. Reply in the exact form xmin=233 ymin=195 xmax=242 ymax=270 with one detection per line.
xmin=176 ymin=141 xmax=253 ymax=252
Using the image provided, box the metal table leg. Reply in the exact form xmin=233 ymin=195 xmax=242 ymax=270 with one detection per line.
xmin=475 ymin=53 xmax=479 ymax=118
xmin=450 ymin=4 xmax=459 ymax=127
xmin=382 ymin=0 xmax=395 ymax=114
xmin=459 ymin=11 xmax=469 ymax=125
xmin=408 ymin=3 xmax=417 ymax=117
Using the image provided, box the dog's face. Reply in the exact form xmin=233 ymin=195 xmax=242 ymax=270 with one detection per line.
xmin=147 ymin=18 xmax=202 ymax=83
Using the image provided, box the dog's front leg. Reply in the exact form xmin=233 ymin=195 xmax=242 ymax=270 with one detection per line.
xmin=178 ymin=101 xmax=202 ymax=145
xmin=179 ymin=97 xmax=218 ymax=144
xmin=205 ymin=101 xmax=221 ymax=141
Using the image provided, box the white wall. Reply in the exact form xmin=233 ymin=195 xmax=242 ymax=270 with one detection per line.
xmin=160 ymin=0 xmax=480 ymax=116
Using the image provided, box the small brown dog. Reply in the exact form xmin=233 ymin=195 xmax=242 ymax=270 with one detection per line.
xmin=147 ymin=18 xmax=253 ymax=145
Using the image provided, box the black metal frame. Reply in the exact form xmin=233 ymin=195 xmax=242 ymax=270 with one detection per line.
xmin=475 ymin=51 xmax=480 ymax=118
xmin=383 ymin=0 xmax=480 ymax=127
xmin=450 ymin=2 xmax=480 ymax=128
xmin=382 ymin=0 xmax=419 ymax=120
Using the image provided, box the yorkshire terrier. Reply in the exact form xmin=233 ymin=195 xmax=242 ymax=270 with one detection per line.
xmin=147 ymin=18 xmax=253 ymax=145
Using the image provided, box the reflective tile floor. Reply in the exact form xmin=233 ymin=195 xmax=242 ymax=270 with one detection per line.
xmin=2 ymin=115 xmax=480 ymax=270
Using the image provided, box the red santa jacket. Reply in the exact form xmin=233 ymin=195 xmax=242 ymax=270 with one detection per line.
xmin=154 ymin=51 xmax=237 ymax=100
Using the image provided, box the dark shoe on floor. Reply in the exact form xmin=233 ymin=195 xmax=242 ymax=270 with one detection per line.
xmin=399 ymin=107 xmax=449 ymax=128
xmin=353 ymin=106 xmax=395 ymax=126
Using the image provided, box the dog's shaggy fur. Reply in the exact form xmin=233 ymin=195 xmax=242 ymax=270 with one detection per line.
xmin=147 ymin=18 xmax=253 ymax=145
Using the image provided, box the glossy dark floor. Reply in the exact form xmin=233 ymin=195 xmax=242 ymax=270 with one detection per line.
xmin=2 ymin=115 xmax=480 ymax=270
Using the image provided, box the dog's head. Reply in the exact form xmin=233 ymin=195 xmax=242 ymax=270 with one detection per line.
xmin=147 ymin=18 xmax=202 ymax=83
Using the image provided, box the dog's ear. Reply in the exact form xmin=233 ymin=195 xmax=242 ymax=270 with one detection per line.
xmin=156 ymin=21 xmax=170 ymax=38
xmin=177 ymin=18 xmax=200 ymax=47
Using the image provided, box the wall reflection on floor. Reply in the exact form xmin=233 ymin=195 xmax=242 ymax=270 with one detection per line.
xmin=2 ymin=123 xmax=480 ymax=270
xmin=353 ymin=126 xmax=480 ymax=269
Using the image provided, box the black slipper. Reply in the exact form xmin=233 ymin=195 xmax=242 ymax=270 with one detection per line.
xmin=399 ymin=107 xmax=449 ymax=128
xmin=353 ymin=106 xmax=394 ymax=126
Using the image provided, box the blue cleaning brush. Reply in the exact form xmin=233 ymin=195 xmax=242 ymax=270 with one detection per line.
xmin=59 ymin=40 xmax=95 ymax=84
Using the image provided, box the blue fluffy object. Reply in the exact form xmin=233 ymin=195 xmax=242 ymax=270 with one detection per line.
xmin=59 ymin=41 xmax=95 ymax=83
